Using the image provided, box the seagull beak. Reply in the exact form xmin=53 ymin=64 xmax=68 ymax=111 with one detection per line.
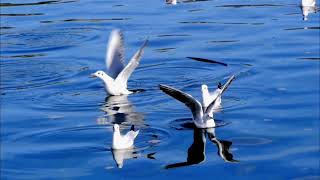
xmin=90 ymin=73 xmax=97 ymax=78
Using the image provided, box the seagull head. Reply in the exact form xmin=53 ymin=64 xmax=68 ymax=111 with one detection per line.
xmin=113 ymin=124 xmax=120 ymax=132
xmin=91 ymin=70 xmax=107 ymax=79
xmin=201 ymin=84 xmax=208 ymax=92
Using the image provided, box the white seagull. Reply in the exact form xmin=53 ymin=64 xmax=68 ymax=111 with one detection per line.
xmin=159 ymin=75 xmax=235 ymax=128
xmin=166 ymin=0 xmax=177 ymax=5
xmin=301 ymin=0 xmax=317 ymax=20
xmin=201 ymin=75 xmax=235 ymax=116
xmin=112 ymin=124 xmax=140 ymax=150
xmin=91 ymin=29 xmax=148 ymax=95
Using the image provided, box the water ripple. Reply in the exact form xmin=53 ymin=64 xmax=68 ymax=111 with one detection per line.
xmin=0 ymin=0 xmax=77 ymax=7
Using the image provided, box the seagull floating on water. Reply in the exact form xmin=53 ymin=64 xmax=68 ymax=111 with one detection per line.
xmin=166 ymin=0 xmax=177 ymax=5
xmin=159 ymin=75 xmax=235 ymax=128
xmin=201 ymin=75 xmax=235 ymax=116
xmin=112 ymin=124 xmax=140 ymax=150
xmin=91 ymin=29 xmax=148 ymax=95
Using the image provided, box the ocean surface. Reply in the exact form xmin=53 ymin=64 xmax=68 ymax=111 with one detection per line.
xmin=1 ymin=0 xmax=319 ymax=179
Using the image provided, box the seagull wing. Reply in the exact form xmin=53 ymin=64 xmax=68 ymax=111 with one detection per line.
xmin=205 ymin=75 xmax=235 ymax=114
xmin=116 ymin=40 xmax=148 ymax=85
xmin=105 ymin=29 xmax=125 ymax=79
xmin=220 ymin=75 xmax=235 ymax=94
xmin=125 ymin=130 xmax=139 ymax=141
xmin=159 ymin=84 xmax=203 ymax=122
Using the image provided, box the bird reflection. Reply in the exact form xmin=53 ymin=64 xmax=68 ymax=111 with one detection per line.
xmin=206 ymin=128 xmax=239 ymax=163
xmin=97 ymin=95 xmax=144 ymax=126
xmin=165 ymin=127 xmax=238 ymax=169
xmin=301 ymin=0 xmax=317 ymax=21
xmin=112 ymin=148 xmax=139 ymax=168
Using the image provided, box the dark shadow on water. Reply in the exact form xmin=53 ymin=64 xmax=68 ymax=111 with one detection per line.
xmin=0 ymin=13 xmax=44 ymax=16
xmin=165 ymin=127 xmax=238 ymax=169
xmin=40 ymin=18 xmax=131 ymax=24
xmin=216 ymin=4 xmax=283 ymax=8
xmin=298 ymin=58 xmax=320 ymax=61
xmin=0 ymin=0 xmax=77 ymax=7
xmin=187 ymin=57 xmax=228 ymax=66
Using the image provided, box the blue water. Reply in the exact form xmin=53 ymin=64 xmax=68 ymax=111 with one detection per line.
xmin=1 ymin=0 xmax=319 ymax=179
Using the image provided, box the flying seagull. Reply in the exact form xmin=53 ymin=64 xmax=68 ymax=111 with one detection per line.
xmin=91 ymin=29 xmax=148 ymax=95
xmin=112 ymin=124 xmax=139 ymax=150
xmin=159 ymin=75 xmax=235 ymax=128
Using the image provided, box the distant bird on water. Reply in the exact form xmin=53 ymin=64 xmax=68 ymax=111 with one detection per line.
xmin=166 ymin=0 xmax=177 ymax=5
xmin=91 ymin=29 xmax=148 ymax=95
xmin=159 ymin=75 xmax=235 ymax=128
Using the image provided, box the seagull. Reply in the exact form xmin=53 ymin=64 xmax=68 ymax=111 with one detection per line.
xmin=201 ymin=75 xmax=235 ymax=116
xmin=159 ymin=75 xmax=235 ymax=128
xmin=91 ymin=29 xmax=148 ymax=96
xmin=166 ymin=0 xmax=177 ymax=5
xmin=301 ymin=0 xmax=317 ymax=20
xmin=112 ymin=124 xmax=140 ymax=150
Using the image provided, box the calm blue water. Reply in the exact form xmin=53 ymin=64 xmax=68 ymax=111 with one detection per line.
xmin=1 ymin=0 xmax=319 ymax=179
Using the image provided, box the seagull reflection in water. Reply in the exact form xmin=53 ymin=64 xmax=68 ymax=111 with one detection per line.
xmin=165 ymin=127 xmax=238 ymax=169
xmin=97 ymin=95 xmax=144 ymax=126
xmin=112 ymin=148 xmax=139 ymax=168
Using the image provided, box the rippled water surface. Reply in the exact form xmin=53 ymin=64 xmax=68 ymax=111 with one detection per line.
xmin=1 ymin=0 xmax=319 ymax=179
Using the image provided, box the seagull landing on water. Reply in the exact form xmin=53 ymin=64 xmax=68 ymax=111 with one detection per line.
xmin=159 ymin=75 xmax=236 ymax=128
xmin=201 ymin=75 xmax=235 ymax=116
xmin=112 ymin=124 xmax=140 ymax=150
xmin=91 ymin=29 xmax=148 ymax=96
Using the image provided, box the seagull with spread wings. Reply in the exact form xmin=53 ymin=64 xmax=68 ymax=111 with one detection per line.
xmin=91 ymin=29 xmax=148 ymax=95
xmin=159 ymin=75 xmax=235 ymax=128
xmin=201 ymin=75 xmax=235 ymax=116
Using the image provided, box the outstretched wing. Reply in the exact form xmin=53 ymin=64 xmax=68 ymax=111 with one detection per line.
xmin=125 ymin=130 xmax=139 ymax=141
xmin=159 ymin=84 xmax=203 ymax=122
xmin=205 ymin=75 xmax=235 ymax=114
xmin=105 ymin=29 xmax=125 ymax=79
xmin=116 ymin=39 xmax=148 ymax=84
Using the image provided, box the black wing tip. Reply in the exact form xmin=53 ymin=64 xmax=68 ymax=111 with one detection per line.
xmin=186 ymin=56 xmax=228 ymax=66
xmin=130 ymin=125 xmax=135 ymax=131
xmin=221 ymin=74 xmax=236 ymax=93
xmin=141 ymin=39 xmax=149 ymax=49
xmin=159 ymin=84 xmax=170 ymax=90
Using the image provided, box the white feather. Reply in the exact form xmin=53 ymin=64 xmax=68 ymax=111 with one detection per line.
xmin=112 ymin=124 xmax=139 ymax=150
xmin=92 ymin=29 xmax=148 ymax=96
